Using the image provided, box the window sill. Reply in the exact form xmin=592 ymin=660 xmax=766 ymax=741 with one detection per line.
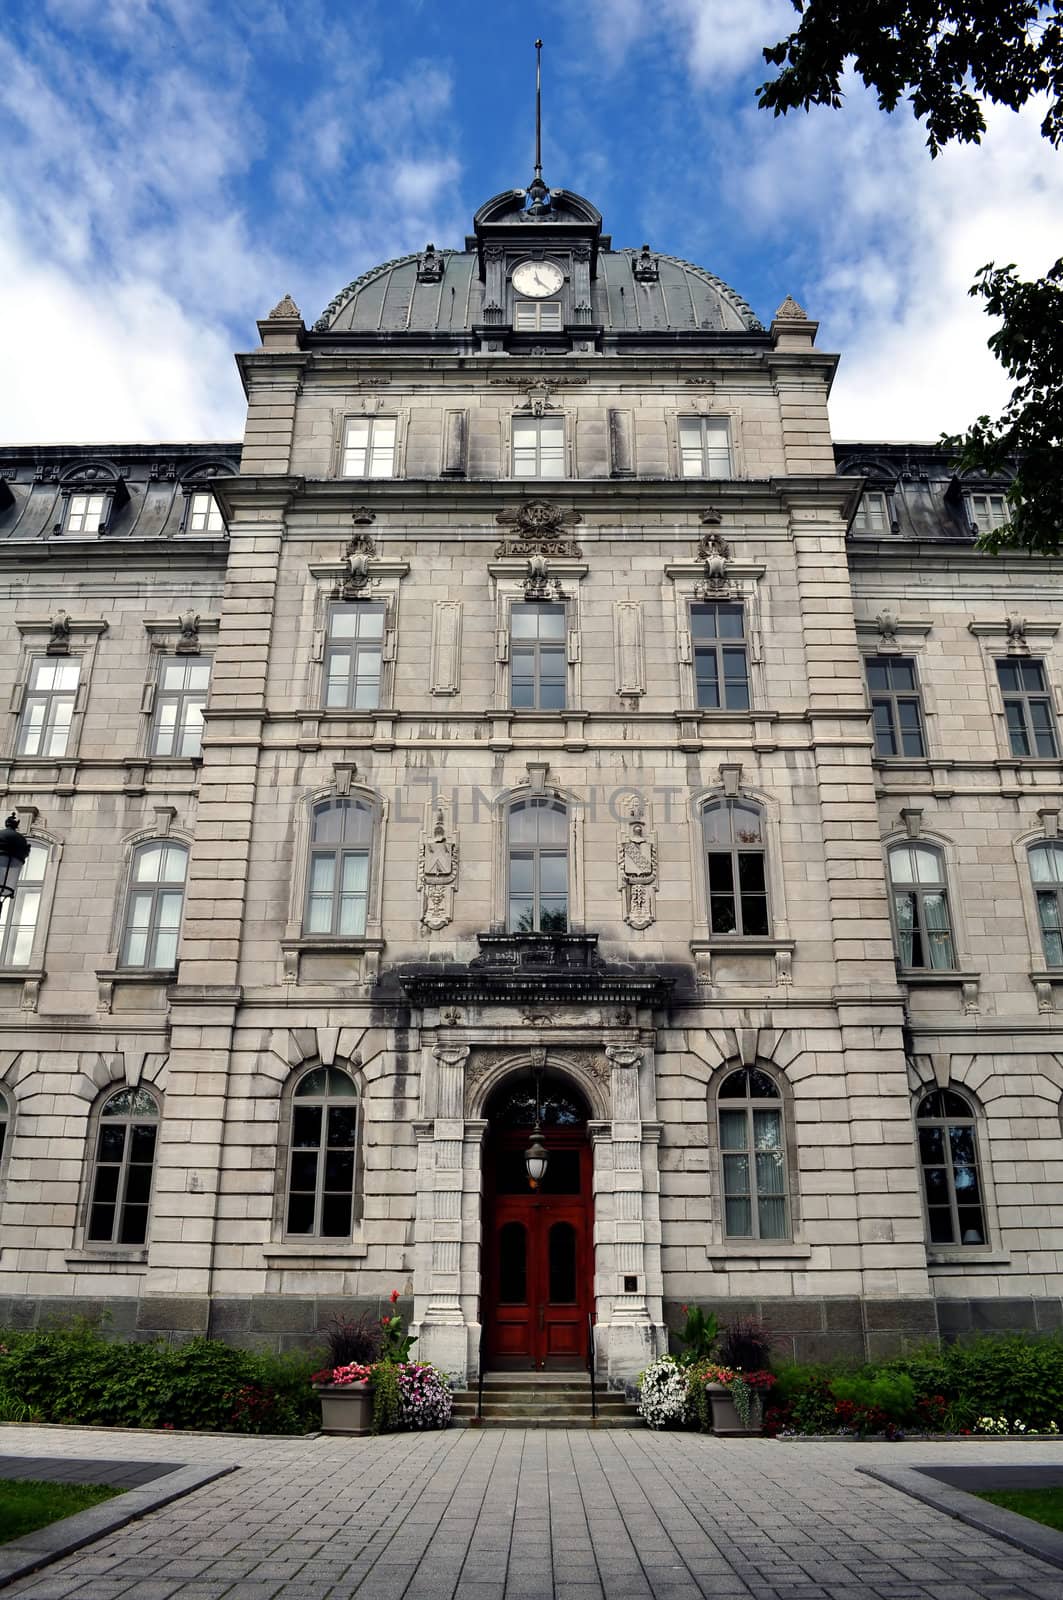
xmin=927 ymin=1250 xmax=1011 ymax=1267
xmin=1029 ymin=969 xmax=1063 ymax=984
xmin=690 ymin=938 xmax=794 ymax=955
xmin=0 ymin=966 xmax=44 ymax=982
xmin=65 ymin=1248 xmax=148 ymax=1269
xmin=896 ymin=968 xmax=979 ymax=985
xmin=706 ymin=1242 xmax=810 ymax=1263
xmin=96 ymin=967 xmax=177 ymax=984
xmin=280 ymin=937 xmax=384 ymax=954
xmin=265 ymin=1239 xmax=367 ymax=1265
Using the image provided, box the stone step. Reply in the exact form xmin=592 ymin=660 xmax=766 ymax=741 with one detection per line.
xmin=452 ymin=1405 xmax=631 ymax=1421
xmin=452 ymin=1415 xmax=643 ymax=1430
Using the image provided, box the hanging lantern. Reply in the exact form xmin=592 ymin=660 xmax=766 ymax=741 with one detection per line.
xmin=524 ymin=1125 xmax=548 ymax=1189
xmin=0 ymin=815 xmax=30 ymax=901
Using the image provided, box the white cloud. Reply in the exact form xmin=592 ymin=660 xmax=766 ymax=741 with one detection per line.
xmin=587 ymin=0 xmax=793 ymax=81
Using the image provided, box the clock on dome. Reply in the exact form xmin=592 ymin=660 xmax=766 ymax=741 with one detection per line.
xmin=512 ymin=260 xmax=564 ymax=298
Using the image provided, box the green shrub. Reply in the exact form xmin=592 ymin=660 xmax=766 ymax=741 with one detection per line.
xmin=0 ymin=1325 xmax=321 ymax=1435
xmin=831 ymin=1371 xmax=916 ymax=1422
xmin=883 ymin=1335 xmax=1063 ymax=1431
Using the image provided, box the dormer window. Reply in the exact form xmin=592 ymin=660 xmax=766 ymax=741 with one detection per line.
xmin=186 ymin=491 xmax=224 ymax=534
xmin=66 ymin=493 xmax=108 ymax=534
xmin=679 ymin=418 xmax=732 ymax=479
xmin=853 ymin=491 xmax=890 ymax=533
xmin=968 ymin=492 xmax=1008 ymax=533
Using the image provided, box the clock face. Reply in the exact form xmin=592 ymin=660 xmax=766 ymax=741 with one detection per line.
xmin=512 ymin=259 xmax=564 ymax=298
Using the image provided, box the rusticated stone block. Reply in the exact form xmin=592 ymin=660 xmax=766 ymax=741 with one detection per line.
xmin=136 ymin=1296 xmax=210 ymax=1333
xmin=791 ymin=1331 xmax=866 ymax=1365
xmin=968 ymin=1297 xmax=1039 ymax=1333
xmin=248 ymin=1296 xmax=315 ymax=1334
xmin=862 ymin=1298 xmax=938 ymax=1334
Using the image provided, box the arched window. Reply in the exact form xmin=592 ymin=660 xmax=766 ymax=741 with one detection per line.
xmin=1029 ymin=842 xmax=1063 ymax=967
xmin=702 ymin=799 xmax=770 ymax=937
xmin=915 ymin=1087 xmax=987 ymax=1247
xmin=0 ymin=841 xmax=47 ymax=967
xmin=888 ymin=842 xmax=955 ymax=969
xmin=304 ymin=799 xmax=374 ymax=937
xmin=121 ymin=841 xmax=188 ymax=969
xmin=717 ymin=1067 xmax=789 ymax=1240
xmin=508 ymin=797 xmax=568 ymax=933
xmin=285 ymin=1066 xmax=359 ymax=1238
xmin=86 ymin=1087 xmax=160 ymax=1246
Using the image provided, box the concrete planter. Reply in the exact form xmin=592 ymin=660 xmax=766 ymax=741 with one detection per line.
xmin=316 ymin=1381 xmax=373 ymax=1436
xmin=706 ymin=1381 xmax=760 ymax=1437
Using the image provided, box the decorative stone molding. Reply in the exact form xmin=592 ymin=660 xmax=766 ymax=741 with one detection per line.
xmin=855 ymin=613 xmax=933 ymax=654
xmin=631 ymin=244 xmax=659 ymax=282
xmin=267 ymin=293 xmax=302 ymax=319
xmin=521 ymin=553 xmax=560 ymax=600
xmin=416 ymin=242 xmax=445 ymax=283
xmin=617 ymin=797 xmax=657 ymax=931
xmin=176 ymin=610 xmax=201 ymax=653
xmin=418 ymin=805 xmax=459 ymax=932
xmin=969 ymin=616 xmax=1059 ymax=653
xmin=495 ymin=499 xmax=583 ymax=559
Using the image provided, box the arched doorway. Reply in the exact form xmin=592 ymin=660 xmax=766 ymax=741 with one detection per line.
xmin=483 ymin=1073 xmax=593 ymax=1370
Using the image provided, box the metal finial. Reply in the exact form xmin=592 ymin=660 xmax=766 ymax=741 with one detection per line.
xmin=534 ymin=39 xmax=543 ymax=181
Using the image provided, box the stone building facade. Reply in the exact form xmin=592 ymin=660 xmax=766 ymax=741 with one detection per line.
xmin=0 ymin=178 xmax=1060 ymax=1379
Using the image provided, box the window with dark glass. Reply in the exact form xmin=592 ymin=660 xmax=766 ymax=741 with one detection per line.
xmin=120 ymin=842 xmax=188 ymax=969
xmin=285 ymin=1066 xmax=358 ymax=1238
xmin=679 ymin=417 xmax=731 ymax=479
xmin=0 ymin=842 xmax=46 ymax=967
xmin=86 ymin=1087 xmax=159 ymax=1246
xmin=150 ymin=657 xmax=210 ymax=757
xmin=888 ymin=843 xmax=956 ymax=970
xmin=717 ymin=1067 xmax=788 ymax=1240
xmin=916 ymin=1087 xmax=987 ymax=1246
xmin=690 ymin=603 xmax=749 ymax=710
xmin=996 ymin=660 xmax=1059 ymax=758
xmin=510 ymin=601 xmax=566 ymax=710
xmin=508 ymin=797 xmax=568 ymax=933
xmin=512 ymin=416 xmax=564 ymax=478
xmin=18 ymin=658 xmax=80 ymax=757
xmin=304 ymin=798 xmax=373 ymax=937
xmin=324 ymin=604 xmax=385 ymax=710
xmin=1030 ymin=841 xmax=1063 ymax=966
xmin=865 ymin=656 xmax=926 ymax=758
xmin=702 ymin=799 xmax=770 ymax=937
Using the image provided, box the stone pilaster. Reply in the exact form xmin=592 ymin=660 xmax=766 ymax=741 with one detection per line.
xmin=411 ymin=1044 xmax=472 ymax=1379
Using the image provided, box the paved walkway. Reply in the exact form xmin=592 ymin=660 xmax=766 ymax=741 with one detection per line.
xmin=2 ymin=1425 xmax=1063 ymax=1600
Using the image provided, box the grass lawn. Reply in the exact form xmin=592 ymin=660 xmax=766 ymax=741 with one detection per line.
xmin=976 ymin=1486 xmax=1063 ymax=1533
xmin=0 ymin=1479 xmax=124 ymax=1545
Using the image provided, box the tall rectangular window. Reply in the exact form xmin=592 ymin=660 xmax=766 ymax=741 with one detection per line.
xmin=679 ymin=417 xmax=731 ymax=479
xmin=510 ymin=601 xmax=566 ymax=710
xmin=186 ymin=491 xmax=224 ymax=533
xmin=512 ymin=416 xmax=565 ymax=479
xmin=342 ymin=418 xmax=396 ymax=478
xmin=852 ymin=491 xmax=889 ymax=533
xmin=65 ymin=493 xmax=108 ymax=534
xmin=18 ymin=658 xmax=80 ymax=757
xmin=690 ymin=602 xmax=749 ymax=710
xmin=150 ymin=657 xmax=211 ymax=757
xmin=996 ymin=659 xmax=1058 ymax=757
xmin=865 ymin=656 xmax=926 ymax=758
xmin=324 ymin=604 xmax=385 ymax=710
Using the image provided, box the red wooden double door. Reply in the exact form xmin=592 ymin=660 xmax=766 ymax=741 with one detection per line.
xmin=484 ymin=1126 xmax=593 ymax=1370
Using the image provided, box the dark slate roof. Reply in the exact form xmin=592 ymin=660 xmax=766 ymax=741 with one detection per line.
xmin=315 ymin=248 xmax=762 ymax=335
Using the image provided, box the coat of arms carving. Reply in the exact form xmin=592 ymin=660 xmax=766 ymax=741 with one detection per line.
xmin=617 ymin=797 xmax=658 ymax=931
xmin=418 ymin=807 xmax=459 ymax=932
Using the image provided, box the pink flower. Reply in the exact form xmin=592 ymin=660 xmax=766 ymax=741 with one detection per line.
xmin=390 ymin=1289 xmax=400 ymax=1305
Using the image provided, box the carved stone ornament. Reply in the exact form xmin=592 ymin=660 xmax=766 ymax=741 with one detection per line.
xmin=699 ymin=505 xmax=723 ymax=525
xmin=351 ymin=506 xmax=376 ymax=525
xmin=632 ymin=243 xmax=659 ymax=283
xmin=876 ymin=608 xmax=899 ymax=647
xmin=522 ymin=553 xmax=560 ymax=600
xmin=617 ymin=796 xmax=658 ymax=931
xmin=417 ymin=242 xmax=445 ymax=283
xmin=176 ymin=610 xmax=201 ymax=654
xmin=46 ymin=610 xmax=71 ymax=655
xmin=774 ymin=294 xmax=808 ymax=321
xmin=693 ymin=530 xmax=732 ymax=598
xmin=268 ymin=293 xmax=302 ymax=320
xmin=1006 ymin=613 xmax=1028 ymax=652
xmin=337 ymin=531 xmax=376 ymax=597
xmin=496 ymin=500 xmax=583 ymax=559
xmin=418 ymin=807 xmax=459 ymax=932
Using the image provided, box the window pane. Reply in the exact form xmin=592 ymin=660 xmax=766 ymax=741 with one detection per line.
xmin=321 ymin=1193 xmax=352 ymax=1236
xmin=928 ymin=1207 xmax=955 ymax=1244
xmin=719 ymin=1109 xmax=747 ymax=1151
xmin=327 ymin=1106 xmax=358 ymax=1147
xmin=724 ymin=1196 xmax=752 ymax=1236
xmin=292 ymin=1105 xmax=322 ymax=1145
xmin=286 ymin=1192 xmax=315 ymax=1233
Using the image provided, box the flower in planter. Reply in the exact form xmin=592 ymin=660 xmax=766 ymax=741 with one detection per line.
xmin=311 ymin=1362 xmax=373 ymax=1388
xmin=701 ymin=1363 xmax=776 ymax=1431
xmin=637 ymin=1356 xmax=690 ymax=1429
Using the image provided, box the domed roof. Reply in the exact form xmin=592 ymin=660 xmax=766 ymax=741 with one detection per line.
xmin=314 ymin=246 xmax=762 ymax=336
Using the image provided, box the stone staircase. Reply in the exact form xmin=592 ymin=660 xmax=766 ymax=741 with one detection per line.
xmin=451 ymin=1371 xmax=643 ymax=1429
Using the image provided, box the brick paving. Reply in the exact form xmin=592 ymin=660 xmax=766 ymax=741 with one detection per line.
xmin=1 ymin=1426 xmax=1062 ymax=1600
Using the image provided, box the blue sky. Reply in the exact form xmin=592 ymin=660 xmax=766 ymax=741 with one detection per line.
xmin=2 ymin=0 xmax=1060 ymax=445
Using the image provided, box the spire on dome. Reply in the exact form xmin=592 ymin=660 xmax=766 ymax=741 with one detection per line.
xmin=525 ymin=39 xmax=551 ymax=217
